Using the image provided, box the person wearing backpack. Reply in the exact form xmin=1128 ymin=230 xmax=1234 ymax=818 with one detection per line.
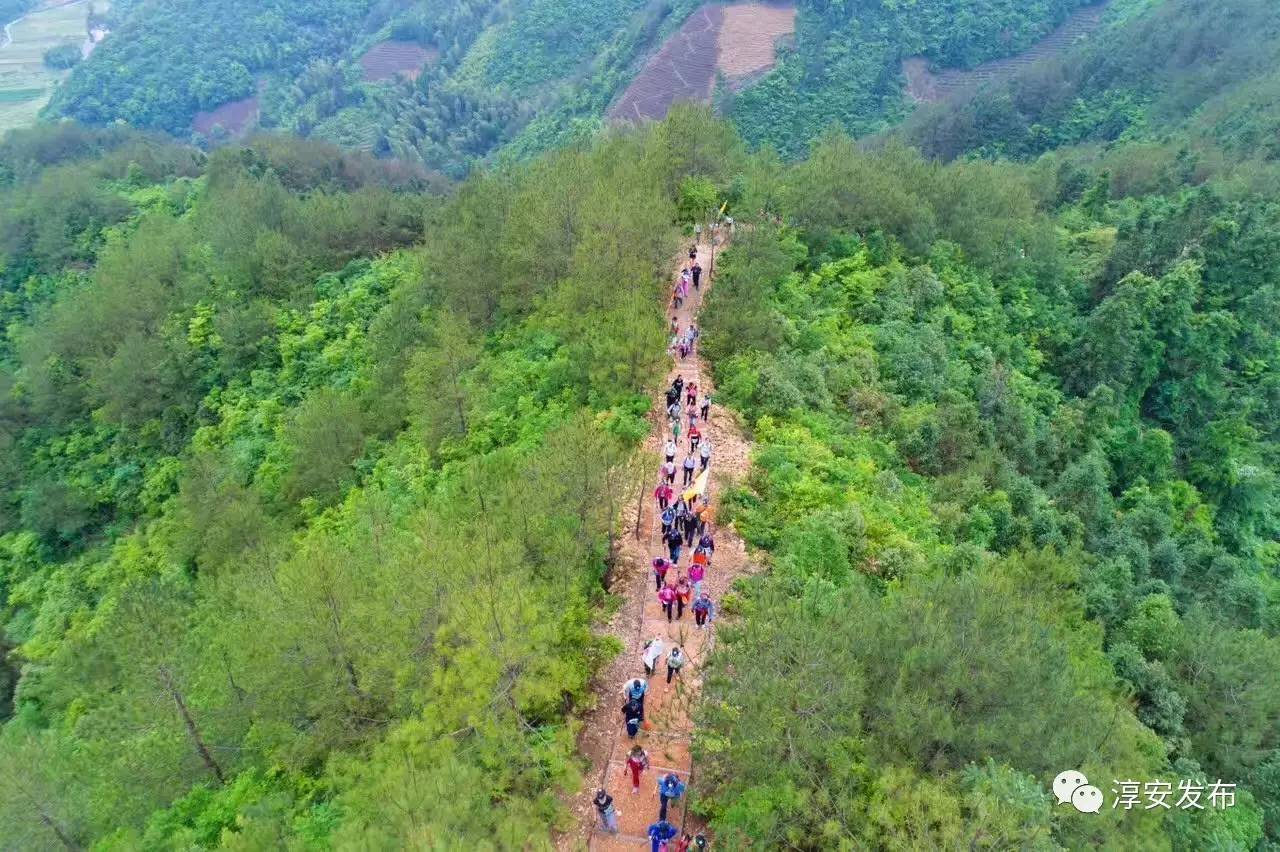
xmin=593 ymin=788 xmax=620 ymax=834
xmin=624 ymin=677 xmax=647 ymax=718
xmin=625 ymin=744 xmax=649 ymax=792
xmin=622 ymin=695 xmax=644 ymax=738
xmin=657 ymin=772 xmax=686 ymax=821
xmin=688 ymin=560 xmax=705 ymax=598
xmin=658 ymin=583 xmax=678 ymax=622
xmin=648 ymin=819 xmax=679 ymax=852
xmin=652 ymin=556 xmax=671 ymax=592
xmin=699 ymin=440 xmax=711 ymax=470
xmin=674 ymin=577 xmax=692 ymax=620
xmin=664 ymin=526 xmax=684 ymax=563
xmin=666 ymin=646 xmax=686 ymax=685
xmin=693 ymin=592 xmax=715 ymax=628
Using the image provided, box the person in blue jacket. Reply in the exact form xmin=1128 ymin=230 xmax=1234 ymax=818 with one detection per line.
xmin=657 ymin=772 xmax=686 ymax=821
xmin=647 ymin=818 xmax=679 ymax=852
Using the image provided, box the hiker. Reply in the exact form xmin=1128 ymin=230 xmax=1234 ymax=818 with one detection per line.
xmin=699 ymin=441 xmax=711 ymax=470
xmin=661 ymin=460 xmax=676 ymax=485
xmin=672 ymin=283 xmax=683 ymax=310
xmin=682 ymin=509 xmax=700 ymax=547
xmin=688 ymin=559 xmax=705 ymax=598
xmin=691 ymin=545 xmax=709 ymax=575
xmin=682 ymin=455 xmax=696 ymax=486
xmin=594 ymin=789 xmax=620 ymax=834
xmin=655 ymin=481 xmax=673 ymax=511
xmin=672 ymin=418 xmax=682 ymax=443
xmin=663 ymin=438 xmax=677 ymax=463
xmin=657 ymin=773 xmax=686 ymax=821
xmin=670 ymin=315 xmax=679 ymax=335
xmin=648 ymin=819 xmax=679 ymax=852
xmin=622 ymin=695 xmax=644 ymax=738
xmin=686 ymin=382 xmax=697 ymax=407
xmin=664 ymin=526 xmax=683 ymax=563
xmin=688 ymin=424 xmax=701 ymax=453
xmin=652 ymin=556 xmax=671 ymax=592
xmin=625 ymin=677 xmax=647 ymax=717
xmin=698 ymin=530 xmax=715 ymax=556
xmin=673 ymin=375 xmax=684 ymax=395
xmin=700 ymin=393 xmax=711 ymax=421
xmin=658 ymin=583 xmax=678 ymax=622
xmin=675 ymin=576 xmax=692 ymax=619
xmin=693 ymin=592 xmax=715 ymax=627
xmin=666 ymin=399 xmax=681 ymax=422
xmin=625 ymin=744 xmax=649 ymax=793
xmin=676 ymin=833 xmax=694 ymax=852
xmin=642 ymin=636 xmax=665 ymax=676
xmin=692 ymin=262 xmax=702 ymax=290
xmin=660 ymin=505 xmax=675 ymax=536
xmin=689 ymin=245 xmax=697 ymax=263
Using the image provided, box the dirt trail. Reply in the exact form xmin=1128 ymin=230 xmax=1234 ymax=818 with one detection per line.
xmin=559 ymin=231 xmax=755 ymax=850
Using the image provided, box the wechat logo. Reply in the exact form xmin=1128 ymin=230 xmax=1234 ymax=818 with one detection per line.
xmin=1054 ymin=770 xmax=1103 ymax=814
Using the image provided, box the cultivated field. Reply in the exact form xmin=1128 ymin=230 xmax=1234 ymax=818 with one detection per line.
xmin=193 ymin=95 xmax=258 ymax=137
xmin=359 ymin=39 xmax=437 ymax=82
xmin=609 ymin=1 xmax=795 ymax=123
xmin=903 ymin=1 xmax=1109 ymax=103
xmin=0 ymin=0 xmax=96 ymax=133
xmin=717 ymin=2 xmax=794 ymax=81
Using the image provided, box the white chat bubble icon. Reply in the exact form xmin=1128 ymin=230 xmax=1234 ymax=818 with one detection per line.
xmin=1072 ymin=784 xmax=1104 ymax=814
xmin=1053 ymin=770 xmax=1088 ymax=805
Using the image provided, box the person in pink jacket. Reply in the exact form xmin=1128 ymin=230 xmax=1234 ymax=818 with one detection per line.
xmin=658 ymin=583 xmax=677 ymax=622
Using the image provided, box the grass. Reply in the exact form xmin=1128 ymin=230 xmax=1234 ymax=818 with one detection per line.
xmin=0 ymin=0 xmax=102 ymax=133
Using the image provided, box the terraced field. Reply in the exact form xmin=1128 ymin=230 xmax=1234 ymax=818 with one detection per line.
xmin=0 ymin=0 xmax=96 ymax=133
xmin=359 ymin=39 xmax=437 ymax=82
xmin=609 ymin=1 xmax=794 ymax=123
xmin=903 ymin=1 xmax=1109 ymax=103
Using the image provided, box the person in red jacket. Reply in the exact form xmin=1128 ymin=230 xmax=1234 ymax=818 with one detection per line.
xmin=625 ymin=744 xmax=649 ymax=792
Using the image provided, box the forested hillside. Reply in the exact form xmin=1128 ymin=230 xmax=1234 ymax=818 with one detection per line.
xmin=692 ymin=135 xmax=1280 ymax=846
xmin=897 ymin=0 xmax=1280 ymax=164
xmin=0 ymin=110 xmax=730 ymax=847
xmin=36 ymin=0 xmax=1101 ymax=175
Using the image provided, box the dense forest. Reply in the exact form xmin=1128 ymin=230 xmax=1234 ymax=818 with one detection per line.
xmin=692 ymin=138 xmax=1280 ymax=846
xmin=896 ymin=0 xmax=1280 ymax=164
xmin=0 ymin=111 xmax=721 ymax=846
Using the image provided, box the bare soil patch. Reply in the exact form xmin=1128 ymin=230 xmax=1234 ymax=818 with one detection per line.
xmin=610 ymin=2 xmax=795 ymax=123
xmin=193 ymin=94 xmax=258 ymax=136
xmin=359 ymin=39 xmax=437 ymax=82
xmin=716 ymin=2 xmax=794 ymax=80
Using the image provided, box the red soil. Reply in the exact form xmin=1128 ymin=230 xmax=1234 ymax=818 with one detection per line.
xmin=609 ymin=2 xmax=795 ymax=123
xmin=192 ymin=95 xmax=258 ymax=137
xmin=359 ymin=40 xmax=437 ymax=82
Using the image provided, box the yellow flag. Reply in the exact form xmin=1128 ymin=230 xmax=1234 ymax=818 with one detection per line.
xmin=682 ymin=468 xmax=709 ymax=503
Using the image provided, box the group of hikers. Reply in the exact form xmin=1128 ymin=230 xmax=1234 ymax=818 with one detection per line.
xmin=591 ymin=242 xmax=720 ymax=850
